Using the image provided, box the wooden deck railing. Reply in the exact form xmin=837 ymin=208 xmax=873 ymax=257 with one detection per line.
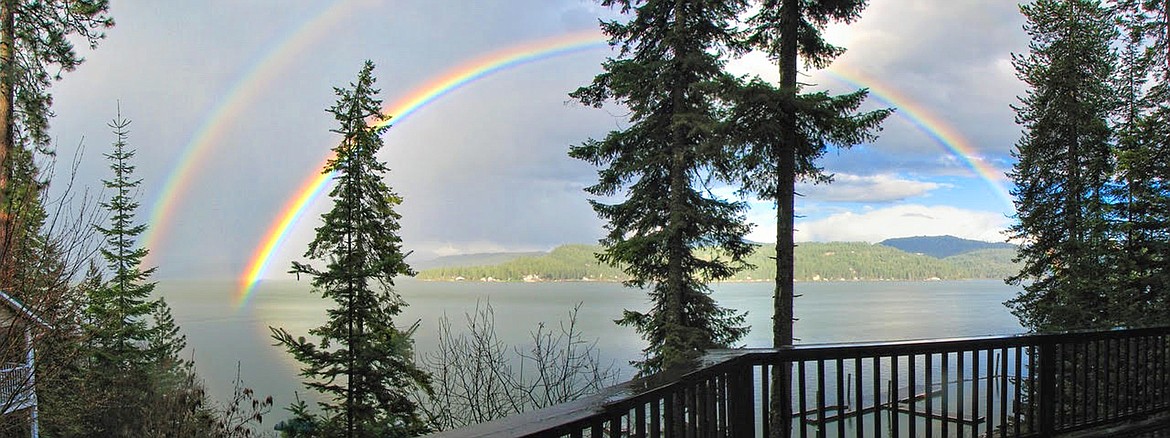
xmin=427 ymin=326 xmax=1170 ymax=437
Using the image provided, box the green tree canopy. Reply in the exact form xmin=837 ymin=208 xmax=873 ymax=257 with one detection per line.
xmin=571 ymin=0 xmax=754 ymax=375
xmin=271 ymin=61 xmax=432 ymax=438
xmin=1007 ymin=0 xmax=1119 ymax=332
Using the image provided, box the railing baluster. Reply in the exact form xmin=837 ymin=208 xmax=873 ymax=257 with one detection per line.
xmin=1123 ymin=337 xmax=1131 ymax=416
xmin=683 ymin=379 xmax=692 ymax=438
xmin=1155 ymin=334 xmax=1165 ymax=407
xmin=836 ymin=357 xmax=845 ymax=438
xmin=761 ymin=363 xmax=770 ymax=438
xmin=1084 ymin=340 xmax=1091 ymax=422
xmin=1038 ymin=339 xmax=1055 ymax=436
xmin=972 ymin=349 xmax=981 ymax=437
xmin=1014 ymin=345 xmax=1022 ymax=437
xmin=1145 ymin=335 xmax=1153 ymax=412
xmin=1000 ymin=347 xmax=1008 ymax=438
xmin=669 ymin=391 xmax=678 ymax=438
xmin=854 ymin=357 xmax=863 ymax=438
xmin=1093 ymin=339 xmax=1100 ymax=422
xmin=817 ymin=359 xmax=826 ymax=438
xmin=943 ymin=351 xmax=950 ymax=438
xmin=1027 ymin=344 xmax=1036 ymax=435
xmin=1107 ymin=337 xmax=1116 ymax=420
xmin=1072 ymin=341 xmax=1079 ymax=426
xmin=925 ymin=352 xmax=933 ymax=438
xmin=872 ymin=356 xmax=880 ymax=438
xmin=634 ymin=399 xmax=646 ymax=438
xmin=799 ymin=361 xmax=808 ymax=438
xmin=909 ymin=353 xmax=917 ymax=438
xmin=695 ymin=380 xmax=703 ymax=438
xmin=706 ymin=376 xmax=717 ymax=437
xmin=891 ymin=355 xmax=899 ymax=438
xmin=712 ymin=374 xmax=721 ymax=436
xmin=651 ymin=396 xmax=661 ymax=438
xmin=958 ymin=349 xmax=966 ymax=438
xmin=986 ymin=348 xmax=994 ymax=435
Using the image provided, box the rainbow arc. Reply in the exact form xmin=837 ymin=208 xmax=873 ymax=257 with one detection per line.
xmin=135 ymin=24 xmax=1010 ymax=308
xmin=236 ymin=31 xmax=610 ymax=307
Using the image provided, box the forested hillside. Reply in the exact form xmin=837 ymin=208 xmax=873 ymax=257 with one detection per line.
xmin=416 ymin=242 xmax=1020 ymax=282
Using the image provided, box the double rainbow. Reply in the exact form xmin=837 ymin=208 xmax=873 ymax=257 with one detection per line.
xmin=139 ymin=30 xmax=1010 ymax=308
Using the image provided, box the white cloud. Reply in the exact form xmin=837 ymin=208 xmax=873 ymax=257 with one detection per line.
xmin=793 ymin=204 xmax=1009 ymax=243
xmin=799 ymin=173 xmax=946 ymax=202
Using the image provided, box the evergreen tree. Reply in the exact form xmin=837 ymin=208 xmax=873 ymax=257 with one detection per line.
xmin=1108 ymin=0 xmax=1170 ymax=326
xmin=740 ymin=0 xmax=885 ymax=353
xmin=571 ymin=0 xmax=753 ymax=375
xmin=88 ymin=115 xmax=158 ymax=368
xmin=737 ymin=2 xmax=887 ymax=435
xmin=271 ymin=61 xmax=431 ymax=438
xmin=1007 ymin=0 xmax=1119 ymax=331
xmin=0 ymin=0 xmax=112 ymax=275
xmin=83 ymin=112 xmax=194 ymax=436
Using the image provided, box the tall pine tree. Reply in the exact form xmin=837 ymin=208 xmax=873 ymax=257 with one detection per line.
xmin=1008 ymin=0 xmax=1119 ymax=331
xmin=271 ymin=61 xmax=431 ymax=438
xmin=571 ymin=0 xmax=753 ymax=375
xmin=83 ymin=112 xmax=193 ymax=435
xmin=735 ymin=2 xmax=888 ymax=435
xmin=1108 ymin=0 xmax=1170 ymax=326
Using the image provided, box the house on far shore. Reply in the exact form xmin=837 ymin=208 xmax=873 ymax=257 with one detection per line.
xmin=0 ymin=290 xmax=52 ymax=438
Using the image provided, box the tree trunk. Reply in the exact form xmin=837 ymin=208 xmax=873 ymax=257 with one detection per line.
xmin=0 ymin=0 xmax=14 ymax=280
xmin=663 ymin=0 xmax=689 ymax=372
xmin=770 ymin=1 xmax=800 ymax=437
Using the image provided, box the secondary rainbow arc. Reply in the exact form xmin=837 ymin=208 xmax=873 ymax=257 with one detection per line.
xmin=141 ymin=1 xmax=356 ymax=261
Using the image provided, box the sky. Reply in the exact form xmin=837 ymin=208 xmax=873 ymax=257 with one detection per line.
xmin=46 ymin=0 xmax=1031 ymax=280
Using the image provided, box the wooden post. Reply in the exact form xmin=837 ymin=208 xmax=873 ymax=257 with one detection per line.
xmin=727 ymin=362 xmax=756 ymax=436
xmin=1038 ymin=340 xmax=1056 ymax=436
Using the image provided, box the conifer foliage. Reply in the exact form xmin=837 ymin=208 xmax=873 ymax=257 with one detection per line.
xmin=738 ymin=0 xmax=887 ymax=351
xmin=82 ymin=112 xmax=198 ymax=435
xmin=271 ymin=61 xmax=432 ymax=438
xmin=731 ymin=2 xmax=888 ymax=436
xmin=1007 ymin=0 xmax=1119 ymax=331
xmin=1108 ymin=0 xmax=1170 ymax=326
xmin=571 ymin=0 xmax=754 ymax=375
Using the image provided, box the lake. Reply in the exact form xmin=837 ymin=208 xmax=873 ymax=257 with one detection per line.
xmin=157 ymin=279 xmax=1024 ymax=418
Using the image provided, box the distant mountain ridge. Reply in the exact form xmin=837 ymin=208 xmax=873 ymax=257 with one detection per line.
xmin=878 ymin=235 xmax=1016 ymax=259
xmin=417 ymin=240 xmax=1021 ymax=282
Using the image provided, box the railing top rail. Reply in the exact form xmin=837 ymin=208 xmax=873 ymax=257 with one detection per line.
xmin=727 ymin=326 xmax=1170 ymax=360
xmin=424 ymin=325 xmax=1170 ymax=438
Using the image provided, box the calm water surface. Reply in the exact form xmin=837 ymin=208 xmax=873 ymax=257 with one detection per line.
xmin=157 ymin=279 xmax=1023 ymax=415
